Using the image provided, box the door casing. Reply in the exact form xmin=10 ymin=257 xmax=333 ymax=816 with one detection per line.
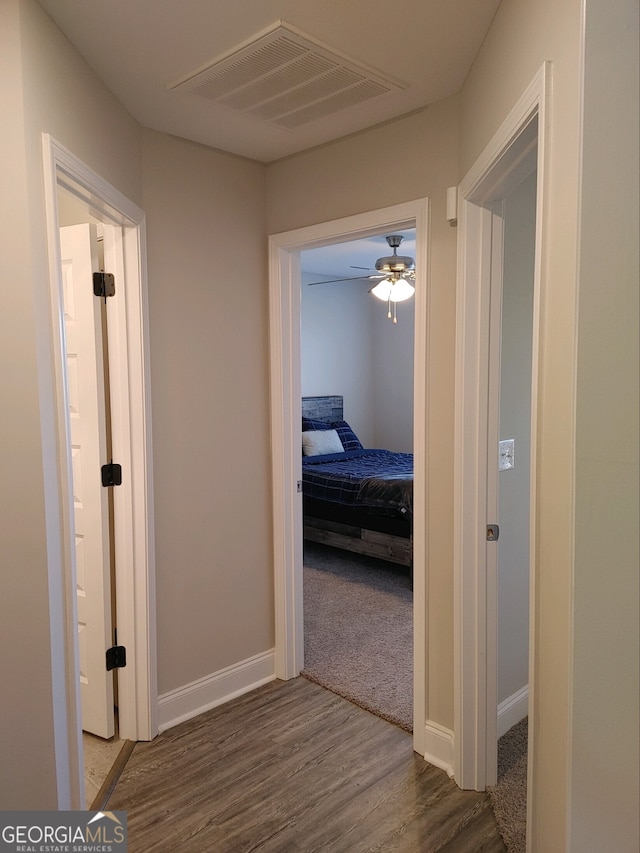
xmin=453 ymin=63 xmax=549 ymax=803
xmin=42 ymin=135 xmax=157 ymax=808
xmin=268 ymin=199 xmax=430 ymax=758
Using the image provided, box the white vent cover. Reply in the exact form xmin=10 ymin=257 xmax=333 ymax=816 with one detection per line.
xmin=168 ymin=22 xmax=406 ymax=130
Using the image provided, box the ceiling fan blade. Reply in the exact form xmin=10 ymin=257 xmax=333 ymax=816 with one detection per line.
xmin=307 ymin=274 xmax=373 ymax=285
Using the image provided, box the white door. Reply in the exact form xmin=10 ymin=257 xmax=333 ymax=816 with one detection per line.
xmin=60 ymin=223 xmax=115 ymax=739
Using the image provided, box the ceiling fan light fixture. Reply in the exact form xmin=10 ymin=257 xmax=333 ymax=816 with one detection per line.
xmin=371 ymin=279 xmax=393 ymax=301
xmin=371 ymin=276 xmax=415 ymax=303
xmin=390 ymin=277 xmax=415 ymax=302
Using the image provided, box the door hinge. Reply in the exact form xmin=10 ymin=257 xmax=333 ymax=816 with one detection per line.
xmin=93 ymin=271 xmax=115 ymax=299
xmin=486 ymin=524 xmax=500 ymax=541
xmin=106 ymin=644 xmax=127 ymax=671
xmin=101 ymin=461 xmax=122 ymax=487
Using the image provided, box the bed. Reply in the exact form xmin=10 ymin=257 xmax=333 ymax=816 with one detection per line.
xmin=301 ymin=395 xmax=413 ymax=572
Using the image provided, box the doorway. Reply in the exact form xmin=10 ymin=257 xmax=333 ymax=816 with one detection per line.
xmin=42 ymin=135 xmax=157 ymax=808
xmin=299 ymin=231 xmax=416 ymax=730
xmin=268 ymin=199 xmax=431 ymax=758
xmin=453 ymin=64 xmax=549 ymax=802
xmin=494 ymin=170 xmax=536 ymax=741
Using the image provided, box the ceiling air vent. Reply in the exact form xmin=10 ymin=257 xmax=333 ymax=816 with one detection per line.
xmin=168 ymin=22 xmax=406 ymax=130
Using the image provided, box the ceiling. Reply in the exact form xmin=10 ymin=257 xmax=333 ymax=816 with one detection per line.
xmin=38 ymin=0 xmax=501 ymax=163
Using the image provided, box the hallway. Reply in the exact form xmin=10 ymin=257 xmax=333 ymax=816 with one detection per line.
xmin=107 ymin=678 xmax=506 ymax=851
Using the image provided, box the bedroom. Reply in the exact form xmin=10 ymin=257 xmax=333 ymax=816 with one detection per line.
xmin=301 ymin=232 xmax=415 ymax=457
xmin=299 ymin=232 xmax=415 ymax=728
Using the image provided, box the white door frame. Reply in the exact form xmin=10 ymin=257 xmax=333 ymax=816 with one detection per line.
xmin=269 ymin=199 xmax=430 ymax=757
xmin=453 ymin=64 xmax=550 ymax=792
xmin=42 ymin=135 xmax=157 ymax=808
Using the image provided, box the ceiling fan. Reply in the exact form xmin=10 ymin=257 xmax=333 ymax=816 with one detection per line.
xmin=308 ymin=235 xmax=415 ymax=323
xmin=308 ymin=234 xmax=415 ymax=285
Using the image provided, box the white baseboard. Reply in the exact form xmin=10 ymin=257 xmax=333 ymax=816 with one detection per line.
xmin=497 ymin=684 xmax=529 ymax=738
xmin=158 ymin=649 xmax=276 ymax=732
xmin=423 ymin=720 xmax=455 ymax=778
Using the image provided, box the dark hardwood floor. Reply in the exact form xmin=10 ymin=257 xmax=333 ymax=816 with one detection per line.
xmin=107 ymin=678 xmax=506 ymax=852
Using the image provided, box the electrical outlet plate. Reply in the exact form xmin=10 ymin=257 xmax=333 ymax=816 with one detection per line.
xmin=499 ymin=439 xmax=515 ymax=471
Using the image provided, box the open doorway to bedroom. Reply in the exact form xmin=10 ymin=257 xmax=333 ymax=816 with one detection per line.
xmin=268 ymin=198 xmax=430 ymax=758
xmin=299 ymin=231 xmax=415 ymax=731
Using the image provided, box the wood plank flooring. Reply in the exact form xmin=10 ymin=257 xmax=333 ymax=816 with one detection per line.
xmin=107 ymin=678 xmax=506 ymax=852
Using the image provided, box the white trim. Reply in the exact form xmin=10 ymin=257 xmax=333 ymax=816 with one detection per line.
xmin=42 ymin=135 xmax=157 ymax=807
xmin=453 ymin=198 xmax=495 ymax=790
xmin=498 ymin=685 xmax=529 ymax=739
xmin=423 ymin=721 xmax=455 ymax=778
xmin=157 ymin=651 xmax=276 ymax=732
xmin=268 ymin=199 xmax=430 ymax=759
xmin=453 ymin=63 xmax=550 ymax=792
xmin=485 ymin=204 xmax=505 ymax=784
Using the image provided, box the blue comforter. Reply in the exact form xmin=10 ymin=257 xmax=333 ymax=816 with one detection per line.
xmin=302 ymin=449 xmax=413 ymax=515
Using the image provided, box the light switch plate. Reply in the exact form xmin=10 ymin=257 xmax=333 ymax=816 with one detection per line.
xmin=499 ymin=439 xmax=515 ymax=471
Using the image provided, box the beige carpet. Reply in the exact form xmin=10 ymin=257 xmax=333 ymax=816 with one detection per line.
xmin=488 ymin=717 xmax=528 ymax=853
xmin=302 ymin=541 xmax=413 ymax=731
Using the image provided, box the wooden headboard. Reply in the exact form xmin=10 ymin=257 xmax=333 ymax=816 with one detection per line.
xmin=302 ymin=395 xmax=343 ymax=423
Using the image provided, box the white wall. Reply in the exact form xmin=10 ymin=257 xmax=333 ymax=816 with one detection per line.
xmin=301 ymin=272 xmax=414 ymax=451
xmin=372 ymin=297 xmax=414 ymax=452
xmin=497 ymin=170 xmax=536 ymax=706
xmin=0 ymin=0 xmax=58 ymax=809
xmin=301 ymin=274 xmax=375 ymax=445
xmin=0 ymin=0 xmax=143 ymax=807
xmin=140 ymin=130 xmax=271 ymax=695
xmin=569 ymin=0 xmax=639 ymax=850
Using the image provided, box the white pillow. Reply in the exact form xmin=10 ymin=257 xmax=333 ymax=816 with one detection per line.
xmin=302 ymin=429 xmax=343 ymax=456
